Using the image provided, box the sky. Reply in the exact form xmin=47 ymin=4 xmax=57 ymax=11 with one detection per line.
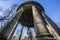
xmin=0 ymin=0 xmax=60 ymax=36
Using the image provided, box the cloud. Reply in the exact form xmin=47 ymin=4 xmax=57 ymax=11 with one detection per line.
xmin=0 ymin=11 xmax=4 ymax=17
xmin=0 ymin=11 xmax=3 ymax=16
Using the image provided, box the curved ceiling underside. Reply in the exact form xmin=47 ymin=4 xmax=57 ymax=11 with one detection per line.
xmin=17 ymin=1 xmax=44 ymax=27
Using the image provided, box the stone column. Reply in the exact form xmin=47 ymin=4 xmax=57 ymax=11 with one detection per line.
xmin=32 ymin=6 xmax=53 ymax=40
xmin=19 ymin=26 xmax=24 ymax=40
xmin=27 ymin=28 xmax=32 ymax=40
xmin=41 ymin=11 xmax=60 ymax=40
xmin=0 ymin=7 xmax=23 ymax=40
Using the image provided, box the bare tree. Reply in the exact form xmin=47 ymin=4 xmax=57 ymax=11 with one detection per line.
xmin=0 ymin=4 xmax=18 ymax=27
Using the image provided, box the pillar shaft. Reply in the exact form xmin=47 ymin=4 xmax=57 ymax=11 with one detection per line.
xmin=0 ymin=7 xmax=23 ymax=40
xmin=41 ymin=11 xmax=60 ymax=40
xmin=19 ymin=26 xmax=24 ymax=40
xmin=32 ymin=6 xmax=54 ymax=40
xmin=27 ymin=28 xmax=32 ymax=40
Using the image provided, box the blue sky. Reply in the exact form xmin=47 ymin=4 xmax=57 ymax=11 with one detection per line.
xmin=0 ymin=0 xmax=60 ymax=36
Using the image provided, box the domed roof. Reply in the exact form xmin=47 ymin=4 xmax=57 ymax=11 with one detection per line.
xmin=17 ymin=1 xmax=45 ymax=27
xmin=17 ymin=1 xmax=45 ymax=12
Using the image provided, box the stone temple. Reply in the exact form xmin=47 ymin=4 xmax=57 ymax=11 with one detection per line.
xmin=0 ymin=1 xmax=60 ymax=40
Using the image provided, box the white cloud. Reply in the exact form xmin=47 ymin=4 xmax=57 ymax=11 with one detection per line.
xmin=0 ymin=11 xmax=4 ymax=17
xmin=0 ymin=11 xmax=3 ymax=16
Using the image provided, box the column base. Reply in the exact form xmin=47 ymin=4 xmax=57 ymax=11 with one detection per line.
xmin=37 ymin=38 xmax=56 ymax=40
xmin=36 ymin=37 xmax=56 ymax=40
xmin=35 ymin=33 xmax=56 ymax=40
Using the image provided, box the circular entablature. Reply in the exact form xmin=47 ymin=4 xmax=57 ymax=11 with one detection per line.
xmin=17 ymin=1 xmax=45 ymax=28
